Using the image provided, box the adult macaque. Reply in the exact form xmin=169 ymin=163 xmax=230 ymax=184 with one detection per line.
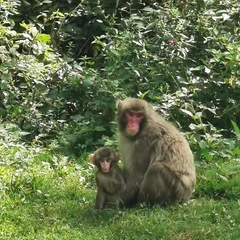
xmin=89 ymin=147 xmax=125 ymax=210
xmin=116 ymin=98 xmax=196 ymax=207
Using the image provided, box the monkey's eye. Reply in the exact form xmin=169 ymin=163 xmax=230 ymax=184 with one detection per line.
xmin=99 ymin=158 xmax=111 ymax=163
xmin=127 ymin=111 xmax=134 ymax=116
xmin=126 ymin=111 xmax=143 ymax=118
xmin=135 ymin=112 xmax=143 ymax=118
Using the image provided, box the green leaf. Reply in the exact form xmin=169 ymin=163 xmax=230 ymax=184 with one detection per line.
xmin=204 ymin=66 xmax=211 ymax=74
xmin=20 ymin=22 xmax=29 ymax=29
xmin=95 ymin=126 xmax=106 ymax=132
xmin=145 ymin=22 xmax=155 ymax=30
xmin=233 ymin=147 xmax=240 ymax=156
xmin=190 ymin=65 xmax=205 ymax=71
xmin=199 ymin=140 xmax=207 ymax=149
xmin=189 ymin=123 xmax=197 ymax=130
xmin=36 ymin=34 xmax=51 ymax=43
xmin=231 ymin=120 xmax=240 ymax=135
xmin=201 ymin=151 xmax=213 ymax=161
xmin=71 ymin=114 xmax=84 ymax=122
xmin=222 ymin=13 xmax=230 ymax=21
xmin=180 ymin=109 xmax=193 ymax=117
xmin=217 ymin=174 xmax=228 ymax=182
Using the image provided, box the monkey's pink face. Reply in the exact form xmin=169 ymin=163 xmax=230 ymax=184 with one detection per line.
xmin=100 ymin=160 xmax=111 ymax=173
xmin=125 ymin=111 xmax=143 ymax=136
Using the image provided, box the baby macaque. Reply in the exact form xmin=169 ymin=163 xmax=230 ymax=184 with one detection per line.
xmin=89 ymin=147 xmax=126 ymax=210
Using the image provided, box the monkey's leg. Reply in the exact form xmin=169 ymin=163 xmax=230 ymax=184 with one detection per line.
xmin=104 ymin=195 xmax=119 ymax=210
xmin=138 ymin=162 xmax=191 ymax=205
xmin=95 ymin=189 xmax=105 ymax=210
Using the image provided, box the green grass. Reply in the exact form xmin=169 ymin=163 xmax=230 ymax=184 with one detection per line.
xmin=0 ymin=144 xmax=240 ymax=240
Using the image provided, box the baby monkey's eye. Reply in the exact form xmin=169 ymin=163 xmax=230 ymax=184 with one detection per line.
xmin=99 ymin=158 xmax=111 ymax=163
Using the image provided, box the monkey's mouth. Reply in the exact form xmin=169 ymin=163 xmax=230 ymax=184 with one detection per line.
xmin=102 ymin=169 xmax=110 ymax=173
xmin=126 ymin=128 xmax=139 ymax=136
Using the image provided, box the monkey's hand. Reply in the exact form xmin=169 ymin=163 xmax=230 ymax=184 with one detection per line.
xmin=120 ymin=174 xmax=143 ymax=207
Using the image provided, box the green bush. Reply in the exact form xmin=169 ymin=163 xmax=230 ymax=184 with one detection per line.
xmin=93 ymin=0 xmax=240 ymax=160
xmin=0 ymin=0 xmax=117 ymax=152
xmin=1 ymin=0 xmax=239 ymax=159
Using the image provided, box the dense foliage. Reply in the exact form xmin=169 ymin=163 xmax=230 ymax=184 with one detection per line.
xmin=0 ymin=0 xmax=239 ymax=160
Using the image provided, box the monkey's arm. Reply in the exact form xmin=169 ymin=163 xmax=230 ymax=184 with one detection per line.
xmin=105 ymin=178 xmax=125 ymax=194
xmin=95 ymin=188 xmax=105 ymax=210
xmin=121 ymin=170 xmax=143 ymax=207
xmin=104 ymin=167 xmax=126 ymax=194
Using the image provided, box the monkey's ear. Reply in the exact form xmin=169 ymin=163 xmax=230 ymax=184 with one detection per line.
xmin=89 ymin=154 xmax=95 ymax=164
xmin=113 ymin=154 xmax=120 ymax=163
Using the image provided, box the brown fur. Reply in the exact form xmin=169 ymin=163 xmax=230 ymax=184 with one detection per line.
xmin=116 ymin=98 xmax=196 ymax=207
xmin=90 ymin=147 xmax=126 ymax=210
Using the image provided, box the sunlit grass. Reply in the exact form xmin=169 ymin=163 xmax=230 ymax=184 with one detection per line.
xmin=0 ymin=145 xmax=240 ymax=240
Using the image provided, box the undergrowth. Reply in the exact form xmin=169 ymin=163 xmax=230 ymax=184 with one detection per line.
xmin=0 ymin=140 xmax=239 ymax=240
